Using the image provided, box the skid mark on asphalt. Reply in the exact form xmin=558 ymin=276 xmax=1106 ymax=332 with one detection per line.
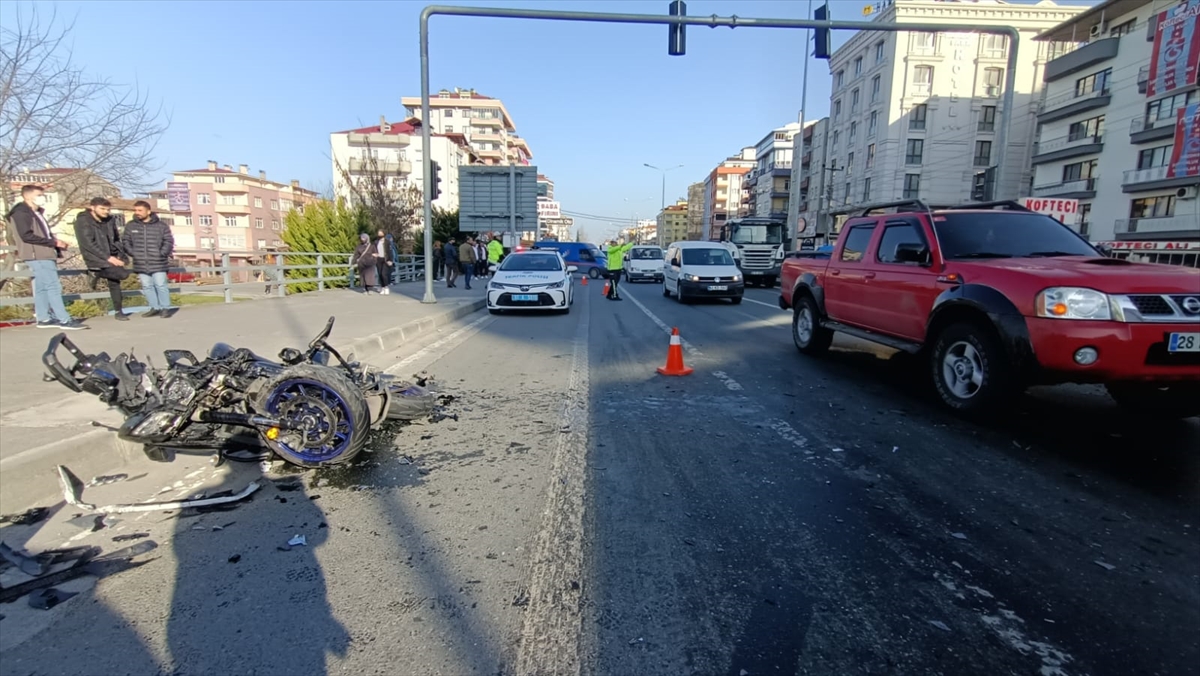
xmin=515 ymin=295 xmax=590 ymax=676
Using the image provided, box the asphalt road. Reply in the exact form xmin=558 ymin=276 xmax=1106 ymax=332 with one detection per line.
xmin=1 ymin=280 xmax=1197 ymax=676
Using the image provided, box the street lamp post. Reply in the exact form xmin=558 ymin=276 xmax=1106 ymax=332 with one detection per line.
xmin=643 ymin=162 xmax=683 ymax=248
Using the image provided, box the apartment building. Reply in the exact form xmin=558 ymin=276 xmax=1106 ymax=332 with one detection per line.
xmin=686 ymin=182 xmax=706 ymax=239
xmin=148 ymin=161 xmax=321 ymax=262
xmin=787 ymin=119 xmax=832 ymax=240
xmin=537 ymin=174 xmax=555 ymax=200
xmin=329 ymin=117 xmax=477 ymax=212
xmin=657 ymin=200 xmax=690 ymax=244
xmin=822 ymin=0 xmax=1088 ymax=227
xmin=701 ymin=148 xmax=756 ymax=240
xmin=743 ymin=123 xmax=802 ymax=220
xmin=401 ymin=88 xmax=533 ymax=166
xmin=1031 ymin=0 xmax=1200 ymax=263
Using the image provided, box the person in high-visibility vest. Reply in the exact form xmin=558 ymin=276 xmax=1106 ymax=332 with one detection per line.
xmin=486 ymin=235 xmax=503 ymax=276
xmin=603 ymin=240 xmax=635 ymax=301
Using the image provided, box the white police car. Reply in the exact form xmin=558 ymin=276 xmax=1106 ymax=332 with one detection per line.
xmin=487 ymin=250 xmax=577 ymax=314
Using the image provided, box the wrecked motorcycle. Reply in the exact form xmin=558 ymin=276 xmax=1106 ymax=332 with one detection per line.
xmin=42 ymin=316 xmax=433 ymax=468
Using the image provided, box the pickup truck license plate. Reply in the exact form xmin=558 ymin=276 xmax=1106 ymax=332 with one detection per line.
xmin=1167 ymin=332 xmax=1200 ymax=352
xmin=708 ymin=285 xmax=728 ymax=291
xmin=513 ymin=294 xmax=537 ymax=302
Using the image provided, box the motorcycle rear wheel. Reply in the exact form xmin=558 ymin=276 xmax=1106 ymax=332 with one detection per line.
xmin=258 ymin=365 xmax=370 ymax=468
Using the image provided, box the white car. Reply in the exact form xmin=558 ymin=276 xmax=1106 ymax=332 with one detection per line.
xmin=662 ymin=241 xmax=744 ymax=304
xmin=623 ymin=245 xmax=666 ymax=283
xmin=487 ymin=250 xmax=577 ymax=314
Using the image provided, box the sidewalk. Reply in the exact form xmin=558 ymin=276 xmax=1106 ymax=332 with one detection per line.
xmin=0 ymin=280 xmax=485 ymax=512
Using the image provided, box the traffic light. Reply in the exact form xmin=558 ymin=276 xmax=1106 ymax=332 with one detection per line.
xmin=668 ymin=1 xmax=686 ymax=56
xmin=430 ymin=160 xmax=442 ymax=200
xmin=814 ymin=3 xmax=831 ymax=60
xmin=971 ymin=171 xmax=988 ymax=201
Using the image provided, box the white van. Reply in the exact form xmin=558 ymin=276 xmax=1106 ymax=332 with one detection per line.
xmin=662 ymin=241 xmax=744 ymax=304
xmin=624 ymin=245 xmax=665 ymax=283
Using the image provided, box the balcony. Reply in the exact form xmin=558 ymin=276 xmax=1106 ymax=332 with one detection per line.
xmin=770 ymin=161 xmax=792 ymax=175
xmin=1044 ymin=38 xmax=1120 ymax=83
xmin=348 ymin=132 xmax=409 ymax=147
xmin=1137 ymin=65 xmax=1150 ymax=94
xmin=1121 ymin=165 xmax=1199 ymax=193
xmin=1031 ymin=177 xmax=1097 ymax=199
xmin=473 ymin=131 xmax=502 ymax=141
xmin=213 ymin=181 xmax=250 ymax=193
xmin=771 ymin=188 xmax=790 ymax=198
xmin=473 ymin=116 xmax=503 ymax=127
xmin=1038 ymin=87 xmax=1110 ymax=124
xmin=1114 ymin=215 xmax=1200 ymax=238
xmin=1129 ymin=115 xmax=1176 ymax=144
xmin=802 ymin=151 xmax=812 ymax=165
xmin=214 ymin=203 xmax=252 ymax=215
xmin=347 ymin=158 xmax=412 ymax=174
xmin=1031 ymin=133 xmax=1104 ymax=164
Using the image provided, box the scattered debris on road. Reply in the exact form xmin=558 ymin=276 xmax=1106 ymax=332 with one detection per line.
xmin=0 ymin=541 xmax=156 ymax=604
xmin=0 ymin=507 xmax=49 ymax=526
xmin=928 ymin=620 xmax=952 ymax=632
xmin=227 ymin=554 xmax=241 ymax=564
xmin=1094 ymin=560 xmax=1117 ymax=571
xmin=950 ymin=532 xmax=969 ymax=540
xmin=88 ymin=473 xmax=129 ymax=487
xmin=27 ymin=587 xmax=77 ymax=610
xmin=288 ymin=534 xmax=307 ymax=547
xmin=57 ymin=465 xmax=259 ymax=515
xmin=111 ymin=533 xmax=149 ymax=543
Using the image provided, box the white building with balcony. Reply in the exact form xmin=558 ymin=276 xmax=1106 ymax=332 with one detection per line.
xmin=788 ymin=118 xmax=832 ymax=240
xmin=744 ymin=122 xmax=802 ymax=220
xmin=329 ymin=116 xmax=476 ymax=211
xmin=1031 ymin=0 xmax=1200 ymax=252
xmin=822 ymin=0 xmax=1087 ymax=226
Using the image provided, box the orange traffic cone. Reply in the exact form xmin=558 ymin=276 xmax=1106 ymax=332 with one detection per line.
xmin=656 ymin=327 xmax=693 ymax=376
xmin=602 ymin=280 xmax=610 ymax=296
xmin=581 ymin=276 xmax=588 ymax=286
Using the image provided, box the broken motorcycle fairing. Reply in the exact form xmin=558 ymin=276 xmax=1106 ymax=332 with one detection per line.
xmin=43 ymin=316 xmax=433 ymax=468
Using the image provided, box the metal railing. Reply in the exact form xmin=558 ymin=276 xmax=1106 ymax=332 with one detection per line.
xmin=1034 ymin=132 xmax=1103 ymax=154
xmin=1039 ymin=86 xmax=1109 ymax=114
xmin=0 ymin=247 xmax=426 ymax=309
xmin=1031 ymin=177 xmax=1096 ymax=197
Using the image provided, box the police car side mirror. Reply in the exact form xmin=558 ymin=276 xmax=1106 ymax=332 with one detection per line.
xmin=566 ymin=265 xmax=578 ymax=273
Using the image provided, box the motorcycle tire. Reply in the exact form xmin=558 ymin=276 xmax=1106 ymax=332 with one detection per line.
xmin=257 ymin=364 xmax=370 ymax=468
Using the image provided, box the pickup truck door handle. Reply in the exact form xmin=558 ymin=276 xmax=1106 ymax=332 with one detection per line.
xmin=830 ymin=269 xmax=841 ymax=276
xmin=864 ymin=272 xmax=876 ymax=279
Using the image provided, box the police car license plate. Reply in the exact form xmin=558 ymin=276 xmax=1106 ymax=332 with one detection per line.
xmin=1167 ymin=332 xmax=1200 ymax=352
xmin=513 ymin=294 xmax=537 ymax=302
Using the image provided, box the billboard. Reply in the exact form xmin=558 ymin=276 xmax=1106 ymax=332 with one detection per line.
xmin=167 ymin=182 xmax=191 ymax=212
xmin=536 ymin=200 xmax=561 ymax=219
xmin=1020 ymin=197 xmax=1081 ymax=225
xmin=1168 ymin=102 xmax=1200 ymax=178
xmin=1148 ymin=0 xmax=1200 ymax=97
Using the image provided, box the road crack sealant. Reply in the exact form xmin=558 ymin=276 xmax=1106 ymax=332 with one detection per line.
xmin=514 ymin=298 xmax=591 ymax=676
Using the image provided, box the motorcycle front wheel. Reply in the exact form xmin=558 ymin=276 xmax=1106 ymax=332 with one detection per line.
xmin=258 ymin=365 xmax=370 ymax=468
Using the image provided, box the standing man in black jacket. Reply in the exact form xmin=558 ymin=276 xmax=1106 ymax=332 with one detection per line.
xmin=74 ymin=197 xmax=131 ymax=321
xmin=123 ymin=200 xmax=175 ymax=317
xmin=6 ymin=184 xmax=87 ymax=329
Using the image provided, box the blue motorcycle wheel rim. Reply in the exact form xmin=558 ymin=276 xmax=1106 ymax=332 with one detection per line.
xmin=265 ymin=378 xmax=355 ymax=463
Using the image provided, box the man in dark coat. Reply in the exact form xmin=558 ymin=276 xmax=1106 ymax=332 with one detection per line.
xmin=122 ymin=200 xmax=175 ymax=317
xmin=74 ymin=197 xmax=131 ymax=320
xmin=443 ymin=237 xmax=459 ymax=288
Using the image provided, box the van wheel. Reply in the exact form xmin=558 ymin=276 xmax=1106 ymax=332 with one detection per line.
xmin=792 ymin=295 xmax=832 ymax=355
xmin=930 ymin=322 xmax=1014 ymax=416
xmin=588 ymin=268 xmax=601 ymax=279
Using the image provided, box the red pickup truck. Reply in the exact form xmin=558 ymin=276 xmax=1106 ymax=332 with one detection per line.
xmin=779 ymin=200 xmax=1200 ymax=418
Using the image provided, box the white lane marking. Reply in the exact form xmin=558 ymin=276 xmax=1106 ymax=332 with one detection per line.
xmin=0 ymin=429 xmax=110 ymax=469
xmin=712 ymin=371 xmax=744 ymax=391
xmin=516 ymin=291 xmax=590 ymax=675
xmin=384 ymin=314 xmax=493 ymax=375
xmin=741 ymin=295 xmax=783 ymax=310
xmin=622 ymin=289 xmax=704 ymax=357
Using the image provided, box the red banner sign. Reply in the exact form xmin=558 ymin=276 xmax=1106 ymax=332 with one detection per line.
xmin=1168 ymin=102 xmax=1200 ymax=177
xmin=1148 ymin=0 xmax=1200 ymax=97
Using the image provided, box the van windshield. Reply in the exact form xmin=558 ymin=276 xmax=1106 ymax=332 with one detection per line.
xmin=682 ymin=248 xmax=735 ymax=266
xmin=631 ymin=248 xmax=663 ymax=260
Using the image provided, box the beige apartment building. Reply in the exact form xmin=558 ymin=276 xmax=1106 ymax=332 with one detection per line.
xmin=401 ymin=88 xmax=533 ymax=166
xmin=657 ymin=200 xmax=690 ymax=244
xmin=701 ymin=148 xmax=756 ymax=240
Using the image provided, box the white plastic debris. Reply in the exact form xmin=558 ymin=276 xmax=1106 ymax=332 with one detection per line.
xmin=1093 ymin=560 xmax=1116 ymax=571
xmin=950 ymin=532 xmax=968 ymax=540
xmin=288 ymin=534 xmax=307 ymax=547
xmin=831 ymin=448 xmax=845 ymax=453
xmin=928 ymin=620 xmax=952 ymax=632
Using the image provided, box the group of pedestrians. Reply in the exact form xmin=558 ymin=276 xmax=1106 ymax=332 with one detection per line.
xmin=6 ymin=184 xmax=175 ymax=329
xmin=351 ymin=229 xmax=395 ymax=295
xmin=434 ymin=234 xmax=502 ymax=290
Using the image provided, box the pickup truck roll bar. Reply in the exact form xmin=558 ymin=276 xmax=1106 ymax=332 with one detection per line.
xmin=845 ymin=199 xmax=1034 ymax=219
xmin=849 ymin=199 xmax=934 ymax=218
xmin=937 ymin=200 xmax=1033 ymax=212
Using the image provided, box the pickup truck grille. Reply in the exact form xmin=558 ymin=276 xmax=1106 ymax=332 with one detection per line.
xmin=1127 ymin=294 xmax=1200 ymax=319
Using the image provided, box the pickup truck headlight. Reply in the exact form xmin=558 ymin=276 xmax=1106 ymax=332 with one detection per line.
xmin=1036 ymin=287 xmax=1111 ymax=320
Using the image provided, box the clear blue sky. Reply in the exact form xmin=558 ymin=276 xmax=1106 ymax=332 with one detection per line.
xmin=5 ymin=0 xmax=1078 ymax=239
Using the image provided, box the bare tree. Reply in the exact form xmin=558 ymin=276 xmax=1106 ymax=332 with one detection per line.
xmin=333 ymin=138 xmax=423 ymax=253
xmin=0 ymin=6 xmax=168 ymax=213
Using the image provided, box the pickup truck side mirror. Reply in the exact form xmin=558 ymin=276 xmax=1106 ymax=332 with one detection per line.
xmin=1096 ymin=244 xmax=1113 ymax=257
xmin=894 ymin=242 xmax=932 ymax=266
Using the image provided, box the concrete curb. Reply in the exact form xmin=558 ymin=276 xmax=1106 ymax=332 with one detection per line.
xmin=0 ymin=299 xmax=487 ymax=513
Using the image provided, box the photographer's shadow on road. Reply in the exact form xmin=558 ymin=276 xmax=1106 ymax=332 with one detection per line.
xmin=165 ymin=460 xmax=349 ymax=675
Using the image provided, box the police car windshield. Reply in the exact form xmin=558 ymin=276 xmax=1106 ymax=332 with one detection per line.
xmin=499 ymin=254 xmax=563 ymax=272
xmin=933 ymin=212 xmax=1100 ymax=260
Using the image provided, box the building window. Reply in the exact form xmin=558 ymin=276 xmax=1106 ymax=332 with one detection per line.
xmin=910 ymin=104 xmax=928 ymax=132
xmin=851 ymin=88 xmax=860 ymax=113
xmin=1067 ymin=115 xmax=1104 ymax=141
xmin=912 ymin=31 xmax=935 ymax=52
xmin=271 ymin=219 xmax=280 ymax=230
xmin=847 ymin=152 xmax=854 ymax=176
xmin=198 ymin=215 xmax=213 ymax=226
xmin=214 ymin=176 xmax=226 ymax=184
xmin=182 ymin=215 xmax=193 ymax=226
xmin=1109 ymin=18 xmax=1136 ymax=37
xmin=1075 ymin=68 xmax=1111 ymax=97
xmin=1079 ymin=203 xmax=1091 ymax=236
xmin=834 ymin=99 xmax=842 ymax=121
xmin=866 ymin=144 xmax=876 ymax=169
xmin=869 ymin=111 xmax=878 ymax=136
xmin=220 ymin=194 xmax=238 ymax=205
xmin=197 ymin=193 xmax=211 ymax=205
xmin=912 ymin=65 xmax=933 ymax=95
xmin=1147 ymin=90 xmax=1198 ymax=123
xmin=981 ymin=34 xmax=1007 ymax=57
xmin=906 ymin=139 xmax=924 ymax=165
xmin=258 ymin=239 xmax=267 ymax=249
xmin=1062 ymin=159 xmax=1097 ymax=182
xmin=445 ymin=125 xmax=454 ymax=133
xmin=270 ymin=199 xmax=279 ymax=210
xmin=1130 ymin=195 xmax=1174 ymax=219
xmin=875 ymin=40 xmax=885 ymax=64
xmin=863 ymin=177 xmax=872 ymax=201
xmin=854 ymin=56 xmax=863 ymax=77
xmin=255 ymin=217 xmax=264 ymax=229
xmin=871 ymin=75 xmax=881 ymax=103
xmin=849 ymin=121 xmax=857 ymax=145
xmin=973 ymin=141 xmax=992 ymax=167
xmin=984 ymin=67 xmax=1004 ymax=96
xmin=903 ymin=174 xmax=921 ymax=199
xmin=1137 ymin=144 xmax=1171 ymax=169
xmin=254 ymin=197 xmax=263 ymax=208
xmin=836 ymin=70 xmax=845 ymax=89
xmin=224 ymin=216 xmax=239 ymax=228
xmin=978 ymin=106 xmax=997 ymax=132
xmin=444 ymin=109 xmax=454 ymax=117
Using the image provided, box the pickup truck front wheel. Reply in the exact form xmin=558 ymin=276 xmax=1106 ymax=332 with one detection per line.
xmin=1105 ymin=383 xmax=1200 ymax=419
xmin=793 ymin=295 xmax=832 ymax=354
xmin=931 ymin=323 xmax=1013 ymax=415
